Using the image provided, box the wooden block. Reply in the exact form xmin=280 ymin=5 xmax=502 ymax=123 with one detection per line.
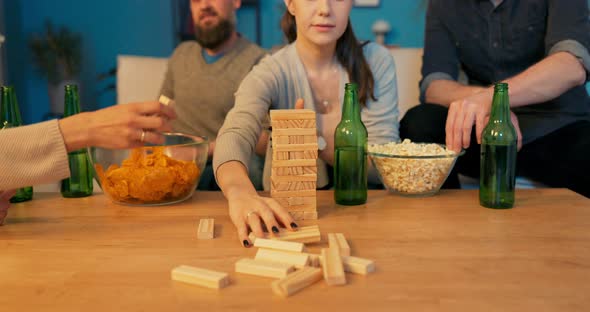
xmin=321 ymin=248 xmax=346 ymax=286
xmin=342 ymin=256 xmax=376 ymax=275
xmin=328 ymin=233 xmax=350 ymax=256
xmin=272 ymin=128 xmax=317 ymax=136
xmin=273 ymin=151 xmax=289 ymax=161
xmin=274 ymin=143 xmax=319 ymax=152
xmin=272 ymin=159 xmax=317 ymax=168
xmin=307 ymin=253 xmax=321 ymax=267
xmin=289 ymin=136 xmax=305 ymax=144
xmin=271 ymin=181 xmax=316 ymax=192
xmin=253 ymin=238 xmax=305 ymax=252
xmin=303 ymin=211 xmax=319 ymax=220
xmin=273 ymin=135 xmax=289 ymax=145
xmin=289 ymin=211 xmax=304 ymax=221
xmin=318 ymin=255 xmax=375 ymax=275
xmin=235 ymin=258 xmax=295 ymax=279
xmin=255 ymin=248 xmax=310 ymax=269
xmin=271 ymin=267 xmax=323 ymax=298
xmin=271 ymin=174 xmax=317 ymax=183
xmin=197 ymin=218 xmax=214 ymax=239
xmin=159 ymin=95 xmax=174 ymax=106
xmin=248 ymin=225 xmax=321 ymax=244
xmin=271 ymin=120 xmax=316 ymax=129
xmin=271 ymin=189 xmax=316 ymax=198
xmin=171 ymin=265 xmax=229 ymax=289
xmin=272 ymin=166 xmax=317 ymax=176
xmin=303 ymin=135 xmax=318 ymax=144
xmin=270 ymin=109 xmax=316 ymax=120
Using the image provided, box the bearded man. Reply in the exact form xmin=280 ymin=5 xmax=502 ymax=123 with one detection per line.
xmin=160 ymin=0 xmax=267 ymax=190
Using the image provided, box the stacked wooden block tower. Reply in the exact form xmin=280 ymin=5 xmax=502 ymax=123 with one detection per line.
xmin=269 ymin=109 xmax=318 ymax=220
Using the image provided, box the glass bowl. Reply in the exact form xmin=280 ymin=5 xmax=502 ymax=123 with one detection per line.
xmin=89 ymin=132 xmax=208 ymax=206
xmin=369 ymin=141 xmax=464 ymax=197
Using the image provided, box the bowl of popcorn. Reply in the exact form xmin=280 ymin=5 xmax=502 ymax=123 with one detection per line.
xmin=89 ymin=133 xmax=208 ymax=206
xmin=368 ymin=139 xmax=464 ymax=197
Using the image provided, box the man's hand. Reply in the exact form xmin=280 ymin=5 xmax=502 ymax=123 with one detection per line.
xmin=446 ymin=89 xmax=523 ymax=152
xmin=445 ymin=90 xmax=493 ymax=152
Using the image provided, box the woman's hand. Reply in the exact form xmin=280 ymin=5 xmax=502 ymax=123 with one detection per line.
xmin=0 ymin=190 xmax=16 ymax=225
xmin=59 ymin=101 xmax=177 ymax=152
xmin=227 ymin=191 xmax=298 ymax=247
xmin=217 ymin=161 xmax=297 ymax=247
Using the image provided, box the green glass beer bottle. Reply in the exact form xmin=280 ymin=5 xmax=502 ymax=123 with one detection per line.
xmin=480 ymin=83 xmax=517 ymax=208
xmin=334 ymin=83 xmax=368 ymax=205
xmin=60 ymin=84 xmax=93 ymax=198
xmin=1 ymin=86 xmax=33 ymax=203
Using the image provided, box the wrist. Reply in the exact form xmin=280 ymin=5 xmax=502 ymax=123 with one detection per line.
xmin=58 ymin=113 xmax=91 ymax=152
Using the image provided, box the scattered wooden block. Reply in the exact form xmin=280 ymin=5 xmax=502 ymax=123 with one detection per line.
xmin=307 ymin=253 xmax=321 ymax=267
xmin=253 ymin=238 xmax=305 ymax=253
xmin=319 ymin=255 xmax=376 ymax=275
xmin=328 ymin=233 xmax=350 ymax=256
xmin=271 ymin=267 xmax=323 ymax=297
xmin=321 ymin=248 xmax=346 ymax=286
xmin=255 ymin=248 xmax=310 ymax=269
xmin=171 ymin=265 xmax=229 ymax=289
xmin=342 ymin=256 xmax=376 ymax=275
xmin=249 ymin=225 xmax=321 ymax=244
xmin=197 ymin=218 xmax=214 ymax=239
xmin=235 ymin=258 xmax=295 ymax=279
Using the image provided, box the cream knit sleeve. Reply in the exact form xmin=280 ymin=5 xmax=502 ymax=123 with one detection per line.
xmin=0 ymin=120 xmax=70 ymax=190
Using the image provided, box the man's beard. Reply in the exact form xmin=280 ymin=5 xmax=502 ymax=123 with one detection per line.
xmin=194 ymin=18 xmax=234 ymax=50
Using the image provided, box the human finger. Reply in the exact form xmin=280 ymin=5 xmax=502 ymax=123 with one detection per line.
xmin=263 ymin=197 xmax=298 ymax=231
xmin=476 ymin=111 xmax=486 ymax=145
xmin=462 ymin=109 xmax=475 ymax=149
xmin=294 ymin=98 xmax=304 ymax=110
xmin=246 ymin=210 xmax=265 ymax=238
xmin=234 ymin=218 xmax=252 ymax=248
xmin=445 ymin=101 xmax=459 ymax=151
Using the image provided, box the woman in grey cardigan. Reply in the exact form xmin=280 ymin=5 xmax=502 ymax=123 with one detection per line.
xmin=213 ymin=0 xmax=400 ymax=247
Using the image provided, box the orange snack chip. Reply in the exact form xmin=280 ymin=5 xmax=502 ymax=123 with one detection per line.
xmin=95 ymin=147 xmax=200 ymax=204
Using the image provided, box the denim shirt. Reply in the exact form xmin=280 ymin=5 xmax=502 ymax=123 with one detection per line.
xmin=421 ymin=0 xmax=590 ymax=144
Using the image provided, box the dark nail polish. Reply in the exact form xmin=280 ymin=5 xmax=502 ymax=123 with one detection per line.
xmin=272 ymin=226 xmax=279 ymax=233
xmin=243 ymin=240 xmax=250 ymax=247
xmin=290 ymin=222 xmax=298 ymax=229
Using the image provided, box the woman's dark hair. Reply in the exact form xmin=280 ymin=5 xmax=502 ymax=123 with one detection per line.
xmin=281 ymin=11 xmax=376 ymax=106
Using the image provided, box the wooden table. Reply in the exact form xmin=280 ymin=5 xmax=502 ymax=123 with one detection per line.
xmin=1 ymin=189 xmax=589 ymax=311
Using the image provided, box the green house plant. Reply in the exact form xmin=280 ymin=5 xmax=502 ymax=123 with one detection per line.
xmin=29 ymin=21 xmax=82 ymax=116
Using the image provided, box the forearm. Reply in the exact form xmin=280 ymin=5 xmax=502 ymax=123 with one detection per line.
xmin=504 ymin=52 xmax=586 ymax=107
xmin=217 ymin=161 xmax=258 ymax=201
xmin=425 ymin=80 xmax=487 ymax=107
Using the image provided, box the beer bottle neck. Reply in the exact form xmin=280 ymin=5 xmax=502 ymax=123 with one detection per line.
xmin=1 ymin=86 xmax=23 ymax=127
xmin=342 ymin=89 xmax=360 ymax=121
xmin=489 ymin=87 xmax=510 ymax=123
xmin=64 ymin=86 xmax=81 ymax=117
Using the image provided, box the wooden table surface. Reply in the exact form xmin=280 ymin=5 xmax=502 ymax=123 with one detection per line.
xmin=1 ymin=189 xmax=589 ymax=311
